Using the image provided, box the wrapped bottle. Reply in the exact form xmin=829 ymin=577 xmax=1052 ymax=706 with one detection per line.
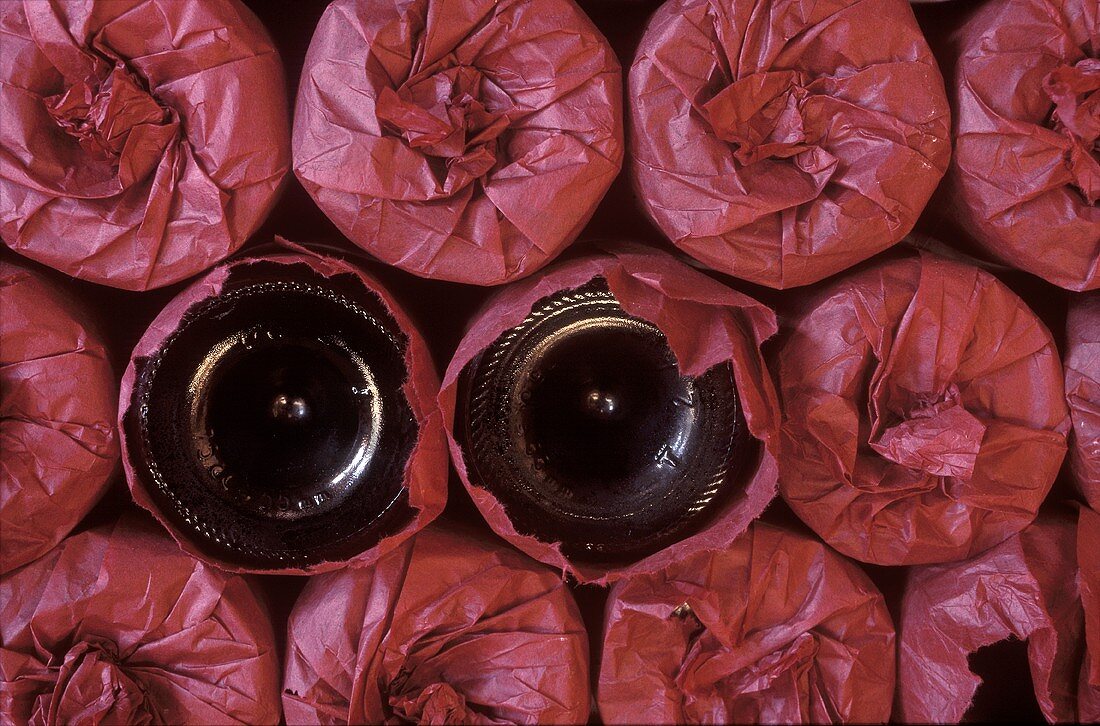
xmin=283 ymin=524 xmax=590 ymax=725
xmin=627 ymin=0 xmax=950 ymax=289
xmin=943 ymin=0 xmax=1098 ymax=291
xmin=0 ymin=515 xmax=282 ymax=725
xmin=442 ymin=243 xmax=781 ymax=583
xmin=778 ymin=251 xmax=1069 ymax=565
xmin=1 ymin=259 xmax=119 ymax=573
xmin=292 ymin=0 xmax=623 ymax=285
xmin=0 ymin=0 xmax=290 ymax=290
xmin=119 ymin=242 xmax=447 ymax=574
xmin=598 ymin=521 xmax=897 ymax=724
xmin=898 ymin=506 xmax=1099 ymax=723
xmin=1066 ymin=293 xmax=1100 ymax=509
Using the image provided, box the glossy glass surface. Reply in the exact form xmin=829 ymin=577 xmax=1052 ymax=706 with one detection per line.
xmin=127 ymin=262 xmax=417 ymax=568
xmin=458 ymin=279 xmax=755 ymax=562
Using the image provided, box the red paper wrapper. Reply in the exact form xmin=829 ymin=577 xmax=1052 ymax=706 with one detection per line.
xmin=944 ymin=0 xmax=1099 ymax=291
xmin=597 ymin=521 xmax=896 ymax=724
xmin=0 ymin=515 xmax=281 ymax=725
xmin=1067 ymin=293 xmax=1100 ymax=509
xmin=0 ymin=0 xmax=290 ymax=291
xmin=778 ymin=252 xmax=1069 ymax=565
xmin=293 ymin=0 xmax=623 ymax=286
xmin=898 ymin=506 xmax=1100 ymax=723
xmin=0 ymin=260 xmax=118 ymax=574
xmin=282 ymin=524 xmax=590 ymax=725
xmin=118 ymin=241 xmax=448 ymax=574
xmin=628 ymin=0 xmax=950 ymax=289
xmin=440 ymin=243 xmax=780 ymax=584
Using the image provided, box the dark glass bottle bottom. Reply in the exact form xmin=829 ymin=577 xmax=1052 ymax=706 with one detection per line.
xmin=126 ymin=260 xmax=418 ymax=568
xmin=457 ymin=279 xmax=756 ymax=563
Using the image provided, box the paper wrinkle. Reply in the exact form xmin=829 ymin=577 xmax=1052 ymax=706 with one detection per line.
xmin=31 ymin=641 xmax=157 ymax=726
xmin=117 ymin=241 xmax=448 ymax=575
xmin=1066 ymin=293 xmax=1100 ymax=509
xmin=44 ymin=61 xmax=171 ymax=172
xmin=869 ymin=393 xmax=987 ymax=479
xmin=292 ymin=0 xmax=623 ymax=286
xmin=282 ymin=525 xmax=590 ymax=725
xmin=1044 ymin=58 xmax=1100 ymax=203
xmin=946 ymin=0 xmax=1100 ymax=291
xmin=439 ymin=242 xmax=781 ymax=584
xmin=779 ymin=252 xmax=1070 ymax=565
xmin=0 ymin=260 xmax=118 ymax=575
xmin=0 ymin=0 xmax=290 ymax=290
xmin=629 ymin=0 xmax=951 ymax=288
xmin=898 ymin=507 xmax=1100 ymax=723
xmin=388 ymin=681 xmax=497 ymax=725
xmin=597 ymin=522 xmax=896 ymax=724
xmin=0 ymin=516 xmax=282 ymax=725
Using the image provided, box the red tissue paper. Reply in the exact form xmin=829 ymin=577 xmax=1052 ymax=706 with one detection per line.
xmin=0 ymin=260 xmax=118 ymax=575
xmin=778 ymin=252 xmax=1070 ymax=565
xmin=0 ymin=515 xmax=282 ymax=725
xmin=597 ymin=521 xmax=896 ymax=724
xmin=282 ymin=524 xmax=590 ymax=725
xmin=0 ymin=0 xmax=290 ymax=290
xmin=118 ymin=242 xmax=448 ymax=574
xmin=440 ymin=243 xmax=782 ymax=584
xmin=897 ymin=505 xmax=1100 ymax=723
xmin=628 ymin=0 xmax=951 ymax=289
xmin=292 ymin=0 xmax=623 ymax=286
xmin=945 ymin=0 xmax=1099 ymax=291
xmin=1067 ymin=292 xmax=1100 ymax=509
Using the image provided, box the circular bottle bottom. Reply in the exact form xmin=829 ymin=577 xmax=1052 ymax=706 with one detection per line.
xmin=127 ymin=261 xmax=419 ymax=568
xmin=458 ymin=278 xmax=755 ymax=563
